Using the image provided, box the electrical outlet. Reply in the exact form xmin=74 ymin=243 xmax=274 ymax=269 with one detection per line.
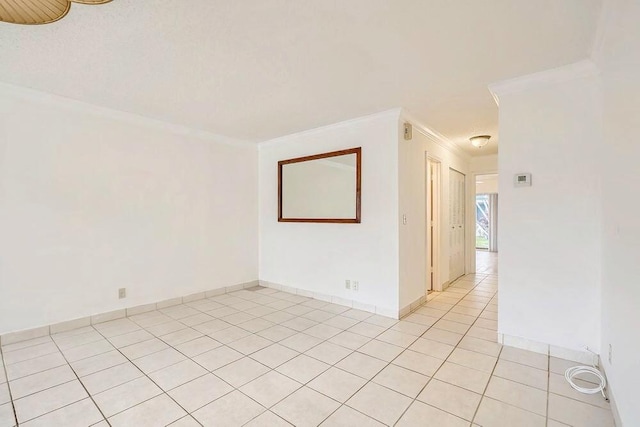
xmin=119 ymin=288 xmax=126 ymax=299
xmin=352 ymin=281 xmax=359 ymax=291
xmin=608 ymin=344 xmax=612 ymax=364
xmin=345 ymin=280 xmax=351 ymax=290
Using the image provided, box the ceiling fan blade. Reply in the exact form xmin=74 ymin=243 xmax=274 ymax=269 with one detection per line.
xmin=70 ymin=0 xmax=111 ymax=4
xmin=0 ymin=0 xmax=70 ymax=25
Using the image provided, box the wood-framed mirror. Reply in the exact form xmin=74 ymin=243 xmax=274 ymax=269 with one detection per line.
xmin=278 ymin=147 xmax=361 ymax=223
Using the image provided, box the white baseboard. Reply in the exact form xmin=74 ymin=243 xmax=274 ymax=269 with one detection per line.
xmin=497 ymin=333 xmax=599 ymax=365
xmin=1 ymin=279 xmax=401 ymax=346
xmin=600 ymin=364 xmax=623 ymax=427
xmin=259 ymin=280 xmax=398 ymax=319
xmin=399 ymin=293 xmax=428 ymax=319
xmin=496 ymin=334 xmax=622 ymax=425
xmin=0 ymin=280 xmax=259 ymax=346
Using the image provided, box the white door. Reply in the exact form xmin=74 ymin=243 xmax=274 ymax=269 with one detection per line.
xmin=449 ymin=168 xmax=466 ymax=281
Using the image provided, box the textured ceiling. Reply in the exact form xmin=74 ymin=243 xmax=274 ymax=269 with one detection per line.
xmin=0 ymin=0 xmax=603 ymax=155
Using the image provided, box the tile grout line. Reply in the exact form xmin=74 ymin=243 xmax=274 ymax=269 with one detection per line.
xmin=237 ymin=306 xmax=399 ymax=425
xmin=0 ymin=345 xmax=60 ymax=367
xmin=2 ymin=287 xmax=358 ymax=360
xmin=170 ymin=291 xmax=396 ymax=425
xmin=299 ymin=322 xmax=403 ymax=426
xmin=70 ymin=274 xmax=618 ymax=420
xmin=3 ymin=273 xmax=611 ymax=426
xmin=9 ymin=324 xmax=316 ymax=425
xmin=309 ymin=329 xmax=406 ymax=427
xmin=247 ymin=277 xmax=499 ymax=426
xmin=216 ymin=288 xmax=419 ymax=426
xmin=144 ymin=326 xmax=285 ymax=424
xmin=0 ymin=345 xmax=19 ymax=427
xmin=47 ymin=335 xmax=113 ymax=427
xmin=391 ymin=274 xmax=496 ymax=426
xmin=143 ymin=292 xmax=601 ymax=425
xmin=4 ymin=277 xmax=505 ymax=426
xmin=4 ymin=376 xmax=78 ymax=406
xmin=546 ymin=349 xmax=551 ymax=427
xmin=470 ymin=343 xmax=504 ymax=425
xmin=89 ymin=323 xmax=207 ymax=426
xmin=455 ymin=276 xmax=503 ymax=425
xmin=463 ymin=279 xmax=500 ymax=426
xmin=88 ymin=288 xmax=376 ymax=425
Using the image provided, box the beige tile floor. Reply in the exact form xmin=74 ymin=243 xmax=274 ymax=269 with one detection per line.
xmin=0 ymin=254 xmax=615 ymax=426
xmin=475 ymin=251 xmax=497 ymax=276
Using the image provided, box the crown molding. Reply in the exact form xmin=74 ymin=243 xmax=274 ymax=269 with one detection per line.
xmin=258 ymin=108 xmax=402 ymax=148
xmin=0 ymin=81 xmax=254 ymax=147
xmin=488 ymin=59 xmax=600 ymax=104
xmin=590 ymin=0 xmax=616 ymax=65
xmin=399 ymin=109 xmax=471 ymax=161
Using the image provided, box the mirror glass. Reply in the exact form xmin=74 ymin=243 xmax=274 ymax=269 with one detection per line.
xmin=278 ymin=148 xmax=361 ymax=223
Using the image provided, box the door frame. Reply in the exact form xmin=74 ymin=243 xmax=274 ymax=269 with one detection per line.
xmin=426 ymin=153 xmax=442 ymax=292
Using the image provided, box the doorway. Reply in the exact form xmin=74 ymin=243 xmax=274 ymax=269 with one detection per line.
xmin=449 ymin=168 xmax=466 ymax=282
xmin=475 ymin=174 xmax=498 ymax=274
xmin=476 ymin=193 xmax=498 ymax=252
xmin=426 ymin=157 xmax=441 ymax=292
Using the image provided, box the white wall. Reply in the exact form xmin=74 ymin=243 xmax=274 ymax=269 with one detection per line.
xmin=0 ymin=85 xmax=259 ymax=335
xmin=475 ymin=175 xmax=498 ymax=194
xmin=470 ymin=154 xmax=498 ymax=174
xmin=397 ymin=113 xmax=470 ymax=309
xmin=492 ymin=64 xmax=602 ymax=353
xmin=259 ymin=110 xmax=400 ymax=313
xmin=597 ymin=0 xmax=640 ymax=424
xmin=472 ymin=155 xmax=499 ymax=194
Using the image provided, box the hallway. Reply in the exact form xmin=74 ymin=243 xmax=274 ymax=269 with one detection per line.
xmin=475 ymin=251 xmax=497 ymax=275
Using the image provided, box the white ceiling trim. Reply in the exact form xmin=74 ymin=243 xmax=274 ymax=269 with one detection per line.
xmin=258 ymin=108 xmax=402 ymax=148
xmin=590 ymin=0 xmax=617 ymax=64
xmin=488 ymin=59 xmax=600 ymax=104
xmin=400 ymin=109 xmax=471 ymax=162
xmin=0 ymin=81 xmax=253 ymax=146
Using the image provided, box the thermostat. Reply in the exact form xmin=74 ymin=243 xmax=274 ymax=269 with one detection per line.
xmin=514 ymin=173 xmax=532 ymax=187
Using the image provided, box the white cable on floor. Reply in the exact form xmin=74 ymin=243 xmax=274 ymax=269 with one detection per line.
xmin=564 ymin=365 xmax=608 ymax=400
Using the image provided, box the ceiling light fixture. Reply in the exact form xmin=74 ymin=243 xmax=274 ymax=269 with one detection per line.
xmin=0 ymin=0 xmax=111 ymax=26
xmin=470 ymin=135 xmax=491 ymax=148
